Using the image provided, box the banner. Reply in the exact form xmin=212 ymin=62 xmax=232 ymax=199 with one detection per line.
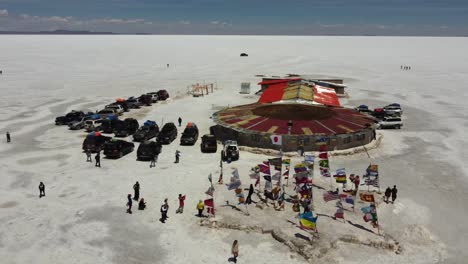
xmin=359 ymin=193 xmax=375 ymax=203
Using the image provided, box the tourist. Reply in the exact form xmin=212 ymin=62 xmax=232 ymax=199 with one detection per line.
xmin=150 ymin=155 xmax=156 ymax=168
xmin=245 ymin=184 xmax=254 ymax=204
xmin=6 ymin=131 xmax=11 ymax=143
xmin=95 ymin=152 xmax=101 ymax=167
xmin=127 ymin=194 xmax=133 ymax=214
xmin=178 ymin=117 xmax=182 ymax=127
xmin=353 ymin=175 xmax=360 ymax=190
xmin=39 ymin=182 xmax=45 ymax=198
xmin=138 ymin=198 xmax=146 ymax=210
xmin=231 ymin=240 xmax=239 ymax=263
xmin=133 ymin=181 xmax=140 ymax=201
xmin=160 ymin=199 xmax=169 ymax=223
xmin=176 ymin=194 xmax=186 ymax=213
xmin=86 ymin=149 xmax=92 ymax=162
xmin=391 ymin=185 xmax=398 ymax=203
xmin=175 ymin=150 xmax=181 ymax=163
xmin=196 ymin=200 xmax=205 ymax=217
xmin=384 ymin=187 xmax=392 ymax=203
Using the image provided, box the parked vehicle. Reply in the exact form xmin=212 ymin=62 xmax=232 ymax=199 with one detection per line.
xmin=137 ymin=141 xmax=162 ymax=161
xmin=146 ymin=92 xmax=159 ymax=103
xmin=378 ymin=117 xmax=403 ymax=129
xmin=68 ymin=114 xmax=100 ymax=130
xmin=371 ymin=108 xmax=386 ymax=120
xmin=221 ymin=140 xmax=239 ymax=161
xmin=103 ymin=139 xmax=135 ymax=159
xmin=82 ymin=132 xmax=111 ymax=153
xmin=84 ymin=119 xmax=103 ymax=132
xmin=200 ymin=134 xmax=217 ymax=153
xmin=157 ymin=122 xmax=178 ymax=144
xmin=355 ymin=105 xmax=372 ymax=113
xmin=100 ymin=115 xmax=120 ymax=133
xmin=114 ymin=118 xmax=139 ymax=137
xmin=55 ymin=110 xmax=85 ymax=125
xmin=138 ymin=94 xmax=153 ymax=106
xmin=157 ymin=90 xmax=170 ymax=101
xmin=97 ymin=108 xmax=118 ymax=118
xmin=180 ymin=122 xmax=199 ymax=145
xmin=125 ymin=96 xmax=143 ymax=109
xmin=109 ymin=101 xmax=129 ymax=112
xmin=383 ymin=103 xmax=402 ymax=116
xmin=133 ymin=120 xmax=159 ymax=142
xmin=105 ymin=104 xmax=124 ymax=115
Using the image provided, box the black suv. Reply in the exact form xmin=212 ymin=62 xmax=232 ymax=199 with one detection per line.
xmin=103 ymin=139 xmax=135 ymax=159
xmin=55 ymin=111 xmax=85 ymax=125
xmin=157 ymin=122 xmax=178 ymax=144
xmin=100 ymin=116 xmax=120 ymax=134
xmin=137 ymin=141 xmax=162 ymax=161
xmin=200 ymin=134 xmax=217 ymax=153
xmin=125 ymin=96 xmax=143 ymax=109
xmin=180 ymin=123 xmax=199 ymax=145
xmin=146 ymin=92 xmax=159 ymax=103
xmin=82 ymin=133 xmax=111 ymax=153
xmin=157 ymin=90 xmax=170 ymax=101
xmin=133 ymin=121 xmax=159 ymax=142
xmin=138 ymin=94 xmax=153 ymax=106
xmin=114 ymin=118 xmax=139 ymax=137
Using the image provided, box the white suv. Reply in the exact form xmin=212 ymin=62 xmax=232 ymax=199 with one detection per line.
xmin=384 ymin=104 xmax=402 ymax=116
xmin=378 ymin=117 xmax=403 ymax=129
xmin=105 ymin=105 xmax=124 ymax=115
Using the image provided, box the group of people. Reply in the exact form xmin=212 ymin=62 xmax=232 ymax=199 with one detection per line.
xmin=126 ymin=181 xmax=146 ymax=214
xmin=85 ymin=149 xmax=101 ymax=167
xmin=384 ymin=185 xmax=398 ymax=203
xmin=401 ymin=65 xmax=412 ymax=70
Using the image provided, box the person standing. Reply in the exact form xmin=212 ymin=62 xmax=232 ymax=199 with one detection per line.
xmin=6 ymin=131 xmax=11 ymax=143
xmin=231 ymin=240 xmax=239 ymax=263
xmin=138 ymin=198 xmax=146 ymax=210
xmin=384 ymin=187 xmax=392 ymax=203
xmin=178 ymin=117 xmax=182 ymax=127
xmin=150 ymin=155 xmax=156 ymax=168
xmin=38 ymin=182 xmax=45 ymax=198
xmin=133 ymin=182 xmax=140 ymax=201
xmin=391 ymin=185 xmax=398 ymax=204
xmin=245 ymin=184 xmax=254 ymax=204
xmin=86 ymin=149 xmax=92 ymax=162
xmin=160 ymin=199 xmax=169 ymax=223
xmin=196 ymin=200 xmax=204 ymax=217
xmin=176 ymin=194 xmax=186 ymax=214
xmin=95 ymin=152 xmax=101 ymax=167
xmin=353 ymin=175 xmax=360 ymax=190
xmin=127 ymin=194 xmax=133 ymax=214
xmin=175 ymin=150 xmax=180 ymax=163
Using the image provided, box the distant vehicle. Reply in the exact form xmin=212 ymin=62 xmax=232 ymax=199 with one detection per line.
xmin=157 ymin=122 xmax=178 ymax=144
xmin=157 ymin=90 xmax=170 ymax=101
xmin=114 ymin=118 xmax=139 ymax=137
xmin=82 ymin=132 xmax=111 ymax=153
xmin=200 ymin=134 xmax=217 ymax=153
xmin=97 ymin=108 xmax=118 ymax=118
xmin=84 ymin=119 xmax=103 ymax=132
xmin=146 ymin=92 xmax=159 ymax=103
xmin=103 ymin=139 xmax=135 ymax=159
xmin=240 ymin=53 xmax=248 ymax=57
xmin=55 ymin=110 xmax=85 ymax=125
xmin=221 ymin=140 xmax=239 ymax=161
xmin=100 ymin=115 xmax=120 ymax=133
xmin=109 ymin=101 xmax=129 ymax=112
xmin=355 ymin=105 xmax=372 ymax=113
xmin=68 ymin=114 xmax=100 ymax=130
xmin=137 ymin=141 xmax=162 ymax=161
xmin=371 ymin=108 xmax=386 ymax=120
xmin=378 ymin=117 xmax=403 ymax=129
xmin=138 ymin=94 xmax=153 ymax=106
xmin=105 ymin=104 xmax=124 ymax=115
xmin=180 ymin=122 xmax=199 ymax=145
xmin=125 ymin=97 xmax=143 ymax=109
xmin=383 ymin=103 xmax=402 ymax=116
xmin=133 ymin=120 xmax=159 ymax=142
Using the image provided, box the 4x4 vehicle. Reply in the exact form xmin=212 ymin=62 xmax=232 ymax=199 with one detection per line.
xmin=371 ymin=108 xmax=386 ymax=120
xmin=355 ymin=105 xmax=372 ymax=114
xmin=157 ymin=122 xmax=178 ymax=144
xmin=97 ymin=108 xmax=118 ymax=118
xmin=100 ymin=115 xmax=119 ymax=133
xmin=180 ymin=123 xmax=199 ymax=145
xmin=84 ymin=119 xmax=103 ymax=132
xmin=133 ymin=120 xmax=159 ymax=142
xmin=221 ymin=140 xmax=239 ymax=161
xmin=55 ymin=110 xmax=85 ymax=125
xmin=157 ymin=90 xmax=170 ymax=101
xmin=69 ymin=114 xmax=100 ymax=130
xmin=103 ymin=139 xmax=135 ymax=159
xmin=383 ymin=103 xmax=402 ymax=116
xmin=105 ymin=104 xmax=124 ymax=115
xmin=138 ymin=94 xmax=153 ymax=106
xmin=109 ymin=101 xmax=129 ymax=112
xmin=125 ymin=96 xmax=144 ymax=109
xmin=378 ymin=116 xmax=403 ymax=129
xmin=146 ymin=92 xmax=159 ymax=103
xmin=82 ymin=132 xmax=111 ymax=153
xmin=114 ymin=118 xmax=139 ymax=137
xmin=137 ymin=141 xmax=162 ymax=161
xmin=200 ymin=134 xmax=217 ymax=153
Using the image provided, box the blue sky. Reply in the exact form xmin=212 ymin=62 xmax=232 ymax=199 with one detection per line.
xmin=0 ymin=0 xmax=467 ymax=35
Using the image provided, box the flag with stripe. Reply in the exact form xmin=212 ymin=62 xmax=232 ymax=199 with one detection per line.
xmin=320 ymin=167 xmax=331 ymax=177
xmin=294 ymin=163 xmax=307 ymax=173
xmin=323 ymin=192 xmax=340 ymax=202
xmin=269 ymin=158 xmax=282 ymax=171
xmin=299 ymin=211 xmax=318 ymax=230
xmin=282 ymin=159 xmax=291 ymax=165
xmin=334 ymin=208 xmax=344 ymax=219
xmin=258 ymin=163 xmax=270 ymax=175
xmin=319 ymin=152 xmax=328 ymax=159
xmin=226 ymin=180 xmax=241 ymax=191
xmin=205 ymin=186 xmax=214 ymax=196
xmin=319 ymin=160 xmax=329 ymax=168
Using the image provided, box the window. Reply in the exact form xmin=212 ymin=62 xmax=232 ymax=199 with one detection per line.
xmin=355 ymin=134 xmax=365 ymax=141
xmin=343 ymin=136 xmax=352 ymax=144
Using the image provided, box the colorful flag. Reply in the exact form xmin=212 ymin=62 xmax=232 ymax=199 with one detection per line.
xmin=318 ymin=152 xmax=328 ymax=159
xmin=226 ymin=180 xmax=241 ymax=190
xmin=269 ymin=158 xmax=282 ymax=171
xmin=363 ymin=213 xmax=375 ymax=222
xmin=299 ymin=211 xmax=318 ymax=230
xmin=294 ymin=163 xmax=307 ymax=173
xmin=249 ymin=172 xmax=259 ymax=180
xmin=365 ymin=164 xmax=379 ymax=177
xmin=335 ymin=168 xmax=346 ymax=175
xmin=343 ymin=195 xmax=354 ymax=205
xmin=364 ymin=177 xmax=379 ymax=187
xmin=258 ymin=163 xmax=270 ymax=175
xmin=282 ymin=169 xmax=290 ymax=177
xmin=334 ymin=208 xmax=344 ymax=219
xmin=204 ymin=198 xmax=214 ymax=207
xmin=270 ymin=135 xmax=282 ymax=145
xmin=320 ymin=167 xmax=331 ymax=177
xmin=315 ymin=137 xmax=328 ymax=145
xmin=319 ymin=160 xmax=329 ymax=168
xmin=323 ymin=192 xmax=340 ymax=202
xmin=205 ymin=186 xmax=214 ymax=196
xmin=359 ymin=193 xmax=375 ymax=203
xmin=272 ymin=171 xmax=281 ymax=181
xmin=282 ymin=159 xmax=291 ymax=165
xmin=334 ymin=174 xmax=347 ymax=183
xmin=231 ymin=168 xmax=240 ymax=180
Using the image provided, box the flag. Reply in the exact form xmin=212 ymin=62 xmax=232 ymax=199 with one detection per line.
xmin=320 ymin=167 xmax=331 ymax=177
xmin=323 ymin=192 xmax=340 ymax=202
xmin=334 ymin=174 xmax=347 ymax=183
xmin=205 ymin=186 xmax=214 ymax=196
xmin=249 ymin=172 xmax=259 ymax=180
xmin=294 ymin=163 xmax=307 ymax=173
xmin=319 ymin=160 xmax=329 ymax=168
xmin=282 ymin=169 xmax=290 ymax=177
xmin=270 ymin=135 xmax=282 ymax=145
xmin=269 ymin=158 xmax=282 ymax=170
xmin=304 ymin=155 xmax=314 ymax=163
xmin=204 ymin=198 xmax=214 ymax=207
xmin=315 ymin=137 xmax=327 ymax=145
xmin=359 ymin=193 xmax=375 ymax=203
xmin=343 ymin=195 xmax=354 ymax=205
xmin=263 ymin=175 xmax=272 ymax=181
xmin=363 ymin=213 xmax=375 ymax=222
xmin=363 ymin=177 xmax=379 ymax=187
xmin=299 ymin=211 xmax=318 ymax=230
xmin=319 ymin=152 xmax=328 ymax=159
xmin=272 ymin=171 xmax=281 ymax=181
xmin=335 ymin=168 xmax=346 ymax=175
xmin=226 ymin=180 xmax=241 ymax=190
xmin=282 ymin=159 xmax=291 ymax=165
xmin=365 ymin=164 xmax=379 ymax=177
xmin=334 ymin=208 xmax=344 ymax=219
xmin=231 ymin=168 xmax=240 ymax=180
xmin=258 ymin=163 xmax=270 ymax=175
xmin=255 ymin=177 xmax=260 ymax=187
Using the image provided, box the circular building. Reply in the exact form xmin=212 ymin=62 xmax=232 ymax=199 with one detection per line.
xmin=212 ymin=80 xmax=376 ymax=152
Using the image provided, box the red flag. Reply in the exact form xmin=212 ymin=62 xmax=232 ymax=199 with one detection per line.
xmin=319 ymin=152 xmax=328 ymax=159
xmin=204 ymin=198 xmax=214 ymax=207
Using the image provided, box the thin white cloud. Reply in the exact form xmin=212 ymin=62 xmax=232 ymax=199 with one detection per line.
xmin=210 ymin=21 xmax=219 ymax=25
xmin=0 ymin=9 xmax=8 ymax=16
xmin=179 ymin=20 xmax=191 ymax=25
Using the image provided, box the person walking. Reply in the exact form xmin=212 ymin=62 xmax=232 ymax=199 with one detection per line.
xmin=176 ymin=194 xmax=186 ymax=214
xmin=178 ymin=117 xmax=182 ymax=127
xmin=133 ymin=182 xmax=140 ymax=201
xmin=6 ymin=131 xmax=11 ymax=143
xmin=175 ymin=150 xmax=180 ymax=163
xmin=384 ymin=186 xmax=392 ymax=203
xmin=138 ymin=198 xmax=146 ymax=210
xmin=160 ymin=199 xmax=169 ymax=223
xmin=127 ymin=194 xmax=133 ymax=214
xmin=231 ymin=240 xmax=239 ymax=263
xmin=86 ymin=149 xmax=92 ymax=162
xmin=245 ymin=184 xmax=254 ymax=204
xmin=38 ymin=182 xmax=45 ymax=198
xmin=95 ymin=152 xmax=101 ymax=167
xmin=196 ymin=200 xmax=204 ymax=217
xmin=391 ymin=185 xmax=398 ymax=204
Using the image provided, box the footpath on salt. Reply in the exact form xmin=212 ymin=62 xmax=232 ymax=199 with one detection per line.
xmin=0 ymin=36 xmax=467 ymax=264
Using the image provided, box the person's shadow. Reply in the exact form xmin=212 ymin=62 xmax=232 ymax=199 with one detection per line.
xmin=227 ymin=257 xmax=237 ymax=263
